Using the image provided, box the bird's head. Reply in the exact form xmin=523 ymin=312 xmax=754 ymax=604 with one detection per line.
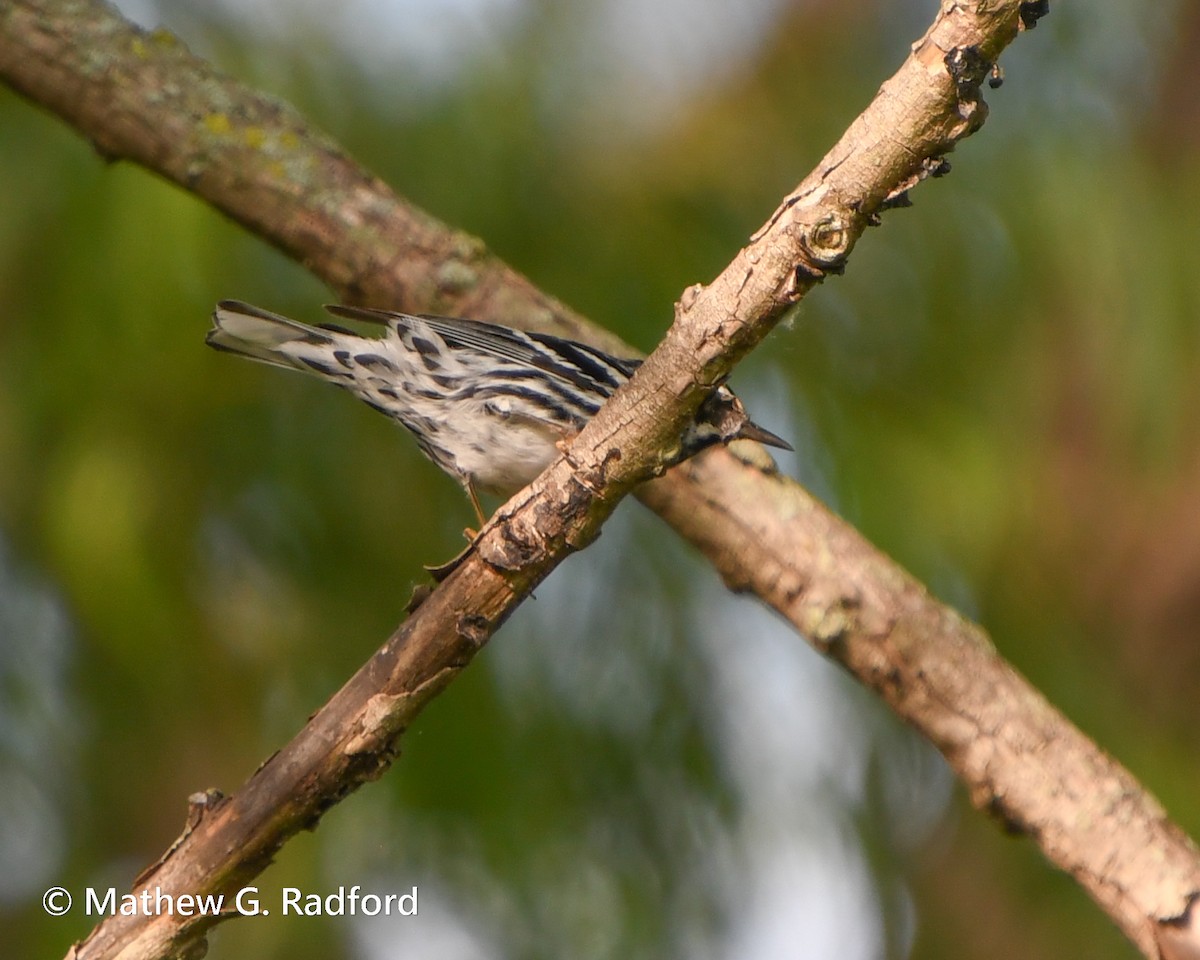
xmin=683 ymin=385 xmax=792 ymax=458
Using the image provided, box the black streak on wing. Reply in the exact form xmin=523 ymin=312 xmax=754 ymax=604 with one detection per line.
xmin=411 ymin=336 xmax=439 ymax=357
xmin=528 ymin=332 xmax=627 ymax=389
xmin=354 ymin=353 xmax=398 ymax=372
xmin=300 ymin=357 xmax=336 ymax=376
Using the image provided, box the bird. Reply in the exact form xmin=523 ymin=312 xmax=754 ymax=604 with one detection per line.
xmin=207 ymin=300 xmax=791 ymax=527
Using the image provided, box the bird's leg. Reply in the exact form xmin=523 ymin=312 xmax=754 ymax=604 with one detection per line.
xmin=463 ymin=478 xmax=485 ymax=541
xmin=424 ymin=478 xmax=485 ymax=582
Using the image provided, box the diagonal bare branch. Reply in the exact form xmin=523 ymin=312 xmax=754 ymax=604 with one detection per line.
xmin=3 ymin=1 xmax=1197 ymax=959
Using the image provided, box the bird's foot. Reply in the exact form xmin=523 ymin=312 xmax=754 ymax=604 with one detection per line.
xmin=424 ymin=541 xmax=474 ymax=582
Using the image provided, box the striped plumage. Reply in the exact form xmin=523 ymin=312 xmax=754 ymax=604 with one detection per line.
xmin=207 ymin=300 xmax=790 ymax=524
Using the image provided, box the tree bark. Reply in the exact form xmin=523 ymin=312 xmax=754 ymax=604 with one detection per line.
xmin=2 ymin=1 xmax=1197 ymax=959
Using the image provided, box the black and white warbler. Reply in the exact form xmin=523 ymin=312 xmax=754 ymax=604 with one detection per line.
xmin=208 ymin=300 xmax=791 ymax=525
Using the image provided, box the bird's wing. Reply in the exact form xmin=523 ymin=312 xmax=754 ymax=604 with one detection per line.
xmin=324 ymin=305 xmax=640 ymax=397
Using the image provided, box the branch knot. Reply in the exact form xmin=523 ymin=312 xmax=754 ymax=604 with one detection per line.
xmin=798 ymin=214 xmax=852 ymax=273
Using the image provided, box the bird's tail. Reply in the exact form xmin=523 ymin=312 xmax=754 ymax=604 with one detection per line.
xmin=207 ymin=300 xmax=347 ymax=373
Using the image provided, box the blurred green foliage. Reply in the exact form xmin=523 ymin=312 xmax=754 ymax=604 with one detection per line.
xmin=2 ymin=1 xmax=1199 ymax=958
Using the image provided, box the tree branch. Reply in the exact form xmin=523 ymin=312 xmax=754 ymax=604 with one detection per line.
xmin=3 ymin=1 xmax=1197 ymax=959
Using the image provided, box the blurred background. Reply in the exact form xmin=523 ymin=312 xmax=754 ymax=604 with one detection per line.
xmin=2 ymin=0 xmax=1199 ymax=957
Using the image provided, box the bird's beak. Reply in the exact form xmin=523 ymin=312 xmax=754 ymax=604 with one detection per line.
xmin=735 ymin=420 xmax=793 ymax=451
